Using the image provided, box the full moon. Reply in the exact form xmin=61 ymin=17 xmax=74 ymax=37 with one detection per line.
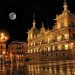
xmin=9 ymin=12 xmax=16 ymax=20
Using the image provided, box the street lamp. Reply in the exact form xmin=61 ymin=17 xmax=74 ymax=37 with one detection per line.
xmin=0 ymin=32 xmax=9 ymax=43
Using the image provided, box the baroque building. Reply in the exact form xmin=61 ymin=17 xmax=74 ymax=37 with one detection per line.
xmin=27 ymin=0 xmax=75 ymax=75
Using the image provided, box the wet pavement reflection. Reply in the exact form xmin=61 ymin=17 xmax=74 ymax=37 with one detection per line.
xmin=0 ymin=60 xmax=75 ymax=75
xmin=0 ymin=61 xmax=28 ymax=75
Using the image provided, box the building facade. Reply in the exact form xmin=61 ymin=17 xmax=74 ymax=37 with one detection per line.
xmin=27 ymin=0 xmax=75 ymax=75
xmin=0 ymin=32 xmax=9 ymax=66
xmin=8 ymin=41 xmax=27 ymax=66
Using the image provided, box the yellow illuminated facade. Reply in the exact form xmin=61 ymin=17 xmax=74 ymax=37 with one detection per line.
xmin=27 ymin=0 xmax=75 ymax=61
xmin=26 ymin=1 xmax=75 ymax=75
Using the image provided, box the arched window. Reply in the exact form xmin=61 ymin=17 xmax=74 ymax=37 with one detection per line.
xmin=70 ymin=43 xmax=74 ymax=49
xmin=57 ymin=35 xmax=62 ymax=41
xmin=34 ymin=49 xmax=36 ymax=53
xmin=31 ymin=34 xmax=33 ymax=39
xmin=64 ymin=44 xmax=69 ymax=50
xmin=58 ymin=44 xmax=62 ymax=50
xmin=64 ymin=34 xmax=69 ymax=40
xmin=31 ymin=49 xmax=33 ymax=53
xmin=53 ymin=45 xmax=55 ymax=51
xmin=28 ymin=50 xmax=30 ymax=53
xmin=48 ymin=47 xmax=51 ymax=51
xmin=48 ymin=37 xmax=50 ymax=43
xmin=37 ymin=48 xmax=39 ymax=52
xmin=34 ymin=42 xmax=35 ymax=46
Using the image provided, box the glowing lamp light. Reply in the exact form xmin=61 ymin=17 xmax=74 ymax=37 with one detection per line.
xmin=1 ymin=33 xmax=4 ymax=37
xmin=65 ymin=44 xmax=68 ymax=50
xmin=5 ymin=37 xmax=8 ymax=40
xmin=70 ymin=43 xmax=74 ymax=49
xmin=0 ymin=32 xmax=9 ymax=43
xmin=70 ymin=43 xmax=73 ymax=46
xmin=2 ymin=51 xmax=6 ymax=54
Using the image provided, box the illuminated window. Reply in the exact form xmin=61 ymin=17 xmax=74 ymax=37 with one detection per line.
xmin=57 ymin=23 xmax=61 ymax=29
xmin=36 ymin=48 xmax=38 ymax=52
xmin=28 ymin=50 xmax=30 ymax=53
xmin=65 ymin=44 xmax=69 ymax=50
xmin=58 ymin=45 xmax=62 ymax=50
xmin=64 ymin=20 xmax=68 ymax=27
xmin=70 ymin=43 xmax=74 ymax=49
xmin=37 ymin=67 xmax=40 ymax=71
xmin=53 ymin=46 xmax=55 ymax=51
xmin=34 ymin=49 xmax=36 ymax=53
xmin=40 ymin=49 xmax=42 ymax=52
xmin=34 ymin=42 xmax=35 ymax=46
xmin=64 ymin=34 xmax=69 ymax=39
xmin=48 ymin=47 xmax=51 ymax=51
xmin=48 ymin=37 xmax=50 ymax=43
xmin=57 ymin=35 xmax=62 ymax=41
xmin=31 ymin=50 xmax=33 ymax=53
xmin=31 ymin=34 xmax=32 ymax=39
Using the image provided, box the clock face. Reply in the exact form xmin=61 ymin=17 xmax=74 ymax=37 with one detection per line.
xmin=9 ymin=12 xmax=16 ymax=20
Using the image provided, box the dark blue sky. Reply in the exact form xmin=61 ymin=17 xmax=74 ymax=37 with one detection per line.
xmin=0 ymin=0 xmax=75 ymax=43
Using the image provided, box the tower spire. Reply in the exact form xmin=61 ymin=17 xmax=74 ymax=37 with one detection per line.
xmin=42 ymin=22 xmax=44 ymax=28
xmin=32 ymin=12 xmax=36 ymax=27
xmin=40 ymin=22 xmax=45 ymax=33
xmin=63 ymin=0 xmax=68 ymax=11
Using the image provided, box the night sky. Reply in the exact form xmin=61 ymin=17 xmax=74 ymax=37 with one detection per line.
xmin=0 ymin=0 xmax=75 ymax=44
